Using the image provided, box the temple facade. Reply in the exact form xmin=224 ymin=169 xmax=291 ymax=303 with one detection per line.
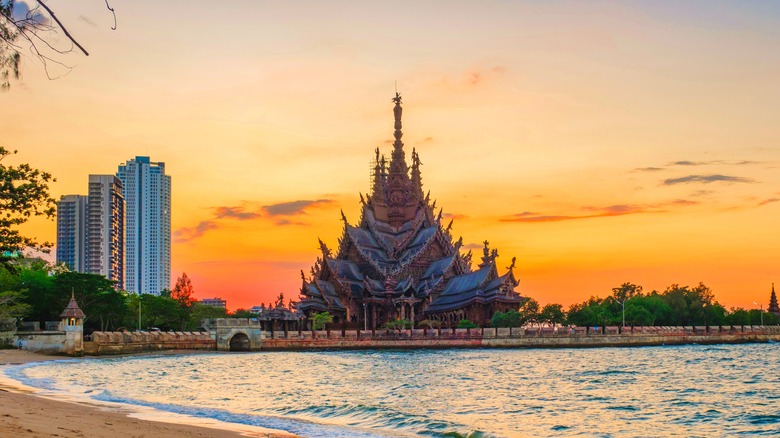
xmin=297 ymin=94 xmax=524 ymax=328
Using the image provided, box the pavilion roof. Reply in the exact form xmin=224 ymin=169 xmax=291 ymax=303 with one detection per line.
xmin=60 ymin=294 xmax=85 ymax=319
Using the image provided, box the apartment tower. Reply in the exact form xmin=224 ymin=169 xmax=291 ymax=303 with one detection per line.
xmin=85 ymin=175 xmax=124 ymax=288
xmin=55 ymin=195 xmax=88 ymax=271
xmin=117 ymin=156 xmax=171 ymax=295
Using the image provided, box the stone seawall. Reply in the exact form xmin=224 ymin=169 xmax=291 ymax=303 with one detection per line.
xmin=259 ymin=326 xmax=780 ymax=351
xmin=84 ymin=331 xmax=214 ymax=355
xmin=80 ymin=326 xmax=780 ymax=354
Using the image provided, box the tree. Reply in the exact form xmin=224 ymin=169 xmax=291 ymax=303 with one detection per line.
xmin=52 ymin=271 xmax=123 ymax=332
xmin=13 ymin=260 xmax=55 ymax=324
xmin=126 ymin=294 xmax=181 ymax=331
xmin=539 ymin=303 xmax=566 ymax=328
xmin=1 ymin=1 xmax=116 ymax=90
xmin=0 ymin=289 xmax=30 ymax=320
xmin=518 ymin=298 xmax=540 ymax=326
xmin=310 ymin=311 xmax=333 ymax=330
xmin=186 ymin=303 xmax=227 ymax=331
xmin=416 ymin=319 xmax=441 ymax=329
xmin=566 ymin=297 xmax=613 ymax=328
xmin=171 ymin=273 xmax=195 ymax=308
xmin=611 ymin=282 xmax=643 ymax=302
xmin=169 ymin=273 xmax=197 ymax=330
xmin=457 ymin=319 xmax=478 ymax=329
xmin=231 ymin=308 xmax=255 ymax=318
xmin=0 ymin=146 xmax=56 ymax=254
xmin=385 ymin=319 xmax=412 ymax=330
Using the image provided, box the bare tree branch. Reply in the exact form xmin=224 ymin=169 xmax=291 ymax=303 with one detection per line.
xmin=35 ymin=0 xmax=89 ymax=56
xmin=104 ymin=0 xmax=116 ymax=30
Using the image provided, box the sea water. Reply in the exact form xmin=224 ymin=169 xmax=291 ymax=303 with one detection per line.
xmin=5 ymin=344 xmax=780 ymax=437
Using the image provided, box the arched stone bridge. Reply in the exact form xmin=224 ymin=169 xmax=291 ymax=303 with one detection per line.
xmin=210 ymin=318 xmax=264 ymax=351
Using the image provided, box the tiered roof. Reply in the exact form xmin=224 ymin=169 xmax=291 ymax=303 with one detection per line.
xmin=297 ymin=94 xmax=523 ymax=319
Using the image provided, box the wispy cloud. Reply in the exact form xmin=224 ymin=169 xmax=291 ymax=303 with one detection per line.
xmin=443 ymin=212 xmax=467 ymax=220
xmin=668 ymin=160 xmax=707 ymax=166
xmin=214 ymin=206 xmax=262 ymax=220
xmin=758 ymin=198 xmax=780 ymax=206
xmin=501 ymin=200 xmax=698 ymax=223
xmin=634 ymin=167 xmax=665 ymax=172
xmin=462 ymin=243 xmax=483 ymax=250
xmin=78 ymin=15 xmax=97 ymax=27
xmin=667 ymin=160 xmax=764 ymax=167
xmin=173 ymin=221 xmax=219 ymax=243
xmin=262 ymin=199 xmax=334 ymax=216
xmin=174 ymin=199 xmax=337 ymax=242
xmin=662 ymin=174 xmax=756 ymax=186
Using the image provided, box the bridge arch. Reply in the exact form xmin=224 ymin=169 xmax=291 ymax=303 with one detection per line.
xmin=228 ymin=332 xmax=251 ymax=351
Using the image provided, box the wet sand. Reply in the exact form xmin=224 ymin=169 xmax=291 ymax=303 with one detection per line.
xmin=0 ymin=350 xmax=296 ymax=438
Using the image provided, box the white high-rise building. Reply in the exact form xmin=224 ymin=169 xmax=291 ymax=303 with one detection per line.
xmin=86 ymin=175 xmax=124 ymax=289
xmin=117 ymin=156 xmax=171 ymax=295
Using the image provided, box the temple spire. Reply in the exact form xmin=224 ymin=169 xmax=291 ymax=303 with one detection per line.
xmin=411 ymin=148 xmax=423 ymax=200
xmin=769 ymin=283 xmax=780 ymax=314
xmin=371 ymin=147 xmax=385 ymax=203
xmin=388 ymin=92 xmax=408 ymax=177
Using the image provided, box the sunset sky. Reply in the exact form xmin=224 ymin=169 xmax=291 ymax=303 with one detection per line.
xmin=4 ymin=1 xmax=780 ymax=311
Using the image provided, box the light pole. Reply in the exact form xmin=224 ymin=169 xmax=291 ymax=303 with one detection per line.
xmin=753 ymin=302 xmax=764 ymax=326
xmin=363 ymin=302 xmax=368 ymax=331
xmin=138 ymin=295 xmax=142 ymax=331
xmin=619 ymin=299 xmax=626 ymax=328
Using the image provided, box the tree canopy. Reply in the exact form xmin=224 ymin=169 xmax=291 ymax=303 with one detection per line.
xmin=0 ymin=146 xmax=56 ymax=254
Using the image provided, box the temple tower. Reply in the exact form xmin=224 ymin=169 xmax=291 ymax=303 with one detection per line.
xmin=60 ymin=292 xmax=85 ymax=355
xmin=769 ymin=283 xmax=780 ymax=315
xmin=297 ymin=94 xmax=524 ymax=328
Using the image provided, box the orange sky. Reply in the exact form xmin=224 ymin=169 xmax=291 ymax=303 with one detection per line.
xmin=5 ymin=1 xmax=780 ymax=311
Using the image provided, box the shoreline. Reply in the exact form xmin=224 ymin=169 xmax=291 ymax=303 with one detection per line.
xmin=0 ymin=350 xmax=297 ymax=438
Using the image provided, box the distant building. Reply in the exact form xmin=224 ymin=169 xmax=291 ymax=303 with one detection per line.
xmin=56 ymin=195 xmax=88 ymax=271
xmin=769 ymin=283 xmax=780 ymax=316
xmin=200 ymin=298 xmax=227 ymax=308
xmin=117 ymin=156 xmax=171 ymax=296
xmin=86 ymin=175 xmax=125 ymax=289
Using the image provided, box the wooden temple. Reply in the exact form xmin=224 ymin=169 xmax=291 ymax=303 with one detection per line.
xmin=296 ymin=94 xmax=525 ymax=328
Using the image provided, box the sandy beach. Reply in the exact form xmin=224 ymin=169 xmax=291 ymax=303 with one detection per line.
xmin=0 ymin=350 xmax=296 ymax=438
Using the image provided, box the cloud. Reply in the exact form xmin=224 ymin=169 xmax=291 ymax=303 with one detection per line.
xmin=173 ymin=221 xmax=219 ymax=243
xmin=443 ymin=212 xmax=467 ymax=220
xmin=668 ymin=160 xmax=707 ymax=166
xmin=78 ymin=15 xmax=97 ymax=27
xmin=501 ymin=200 xmax=698 ymax=223
xmin=662 ymin=174 xmax=756 ymax=185
xmin=174 ymin=198 xmax=336 ymax=242
xmin=12 ymin=2 xmax=49 ymax=24
xmin=462 ymin=243 xmax=483 ymax=250
xmin=214 ymin=206 xmax=262 ymax=220
xmin=758 ymin=198 xmax=780 ymax=206
xmin=634 ymin=167 xmax=665 ymax=172
xmin=666 ymin=160 xmax=764 ymax=167
xmin=669 ymin=199 xmax=700 ymax=207
xmin=274 ymin=218 xmax=309 ymax=226
xmin=262 ymin=199 xmax=335 ymax=216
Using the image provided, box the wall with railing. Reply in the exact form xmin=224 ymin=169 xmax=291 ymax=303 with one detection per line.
xmin=258 ymin=325 xmax=780 ymax=350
